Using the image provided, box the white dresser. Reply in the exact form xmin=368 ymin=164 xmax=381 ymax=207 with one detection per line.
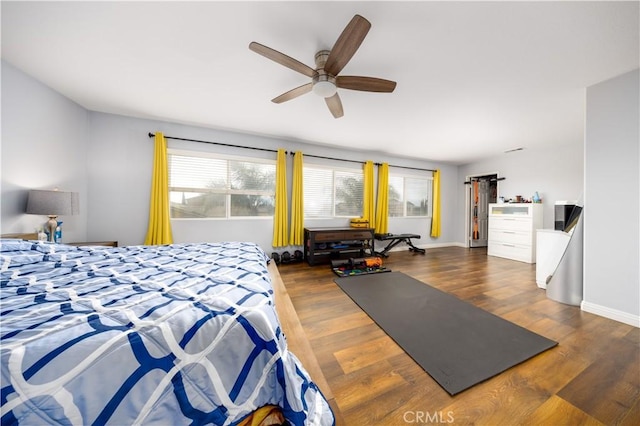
xmin=488 ymin=203 xmax=543 ymax=263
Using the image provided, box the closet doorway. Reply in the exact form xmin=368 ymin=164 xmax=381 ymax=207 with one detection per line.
xmin=466 ymin=173 xmax=498 ymax=248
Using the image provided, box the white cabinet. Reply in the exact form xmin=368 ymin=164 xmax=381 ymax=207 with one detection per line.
xmin=488 ymin=203 xmax=543 ymax=263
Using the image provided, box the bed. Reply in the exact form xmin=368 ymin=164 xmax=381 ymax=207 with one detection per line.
xmin=0 ymin=239 xmax=335 ymax=425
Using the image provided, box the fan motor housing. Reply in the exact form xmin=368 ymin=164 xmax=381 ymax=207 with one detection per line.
xmin=314 ymin=50 xmax=331 ymax=69
xmin=313 ymin=51 xmax=337 ymax=98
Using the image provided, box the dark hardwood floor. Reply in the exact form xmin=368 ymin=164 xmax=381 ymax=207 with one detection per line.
xmin=278 ymin=246 xmax=639 ymax=426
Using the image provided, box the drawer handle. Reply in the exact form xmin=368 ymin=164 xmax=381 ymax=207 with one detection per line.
xmin=502 ymin=243 xmax=516 ymax=247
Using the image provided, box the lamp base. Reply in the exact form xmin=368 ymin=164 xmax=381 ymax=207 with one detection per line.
xmin=46 ymin=216 xmax=58 ymax=242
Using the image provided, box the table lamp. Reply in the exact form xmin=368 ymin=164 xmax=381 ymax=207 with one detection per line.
xmin=26 ymin=189 xmax=79 ymax=242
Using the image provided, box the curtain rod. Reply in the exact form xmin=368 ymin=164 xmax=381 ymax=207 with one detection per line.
xmin=385 ymin=164 xmax=436 ymax=173
xmin=289 ymin=151 xmax=435 ymax=172
xmin=148 ymin=133 xmax=434 ymax=172
xmin=463 ymin=177 xmax=506 ymax=184
xmin=148 ymin=132 xmax=281 ymax=154
xmin=289 ymin=151 xmax=364 ymax=165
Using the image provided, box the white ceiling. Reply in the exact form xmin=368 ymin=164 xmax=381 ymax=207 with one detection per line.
xmin=2 ymin=1 xmax=638 ymax=165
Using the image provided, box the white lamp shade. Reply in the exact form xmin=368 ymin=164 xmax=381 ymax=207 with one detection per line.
xmin=26 ymin=190 xmax=79 ymax=216
xmin=312 ymin=80 xmax=337 ymax=98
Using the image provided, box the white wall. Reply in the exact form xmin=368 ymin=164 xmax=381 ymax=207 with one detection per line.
xmin=583 ymin=69 xmax=639 ymax=326
xmin=456 ymin=141 xmax=584 ymax=244
xmin=1 ymin=60 xmax=89 ymax=242
xmin=87 ymin=111 xmax=458 ymax=251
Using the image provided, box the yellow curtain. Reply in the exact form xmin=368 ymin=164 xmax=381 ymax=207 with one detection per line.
xmin=374 ymin=163 xmax=389 ymax=234
xmin=272 ymin=149 xmax=288 ymax=247
xmin=289 ymin=151 xmax=304 ymax=245
xmin=362 ymin=161 xmax=375 ymax=227
xmin=431 ymin=169 xmax=441 ymax=238
xmin=144 ymin=132 xmax=173 ymax=245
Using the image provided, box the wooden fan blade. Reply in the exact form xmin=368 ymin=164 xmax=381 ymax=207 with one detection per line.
xmin=324 ymin=15 xmax=371 ymax=77
xmin=336 ymin=76 xmax=397 ymax=92
xmin=271 ymin=83 xmax=313 ymax=103
xmin=249 ymin=42 xmax=316 ymax=78
xmin=325 ymin=93 xmax=344 ymax=118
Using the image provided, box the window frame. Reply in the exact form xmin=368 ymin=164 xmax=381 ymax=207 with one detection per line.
xmin=167 ymin=148 xmax=276 ymax=220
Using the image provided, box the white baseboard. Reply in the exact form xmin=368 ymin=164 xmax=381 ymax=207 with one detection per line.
xmin=448 ymin=242 xmax=468 ymax=248
xmin=581 ymin=301 xmax=640 ymax=328
xmin=422 ymin=242 xmax=467 ymax=249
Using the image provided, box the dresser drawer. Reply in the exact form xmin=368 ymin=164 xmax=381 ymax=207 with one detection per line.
xmin=489 ymin=217 xmax=531 ymax=232
xmin=488 ymin=241 xmax=534 ymax=263
xmin=344 ymin=230 xmax=373 ymax=239
xmin=489 ymin=229 xmax=531 ymax=246
xmin=313 ymin=232 xmax=346 ymax=242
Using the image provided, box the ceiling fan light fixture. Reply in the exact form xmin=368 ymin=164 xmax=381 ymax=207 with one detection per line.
xmin=312 ymin=73 xmax=337 ymax=98
xmin=313 ymin=80 xmax=337 ymax=98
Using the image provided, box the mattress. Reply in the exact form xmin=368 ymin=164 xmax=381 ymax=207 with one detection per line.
xmin=0 ymin=239 xmax=334 ymax=425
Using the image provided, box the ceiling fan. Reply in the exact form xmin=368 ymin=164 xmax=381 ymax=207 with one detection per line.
xmin=249 ymin=14 xmax=396 ymax=119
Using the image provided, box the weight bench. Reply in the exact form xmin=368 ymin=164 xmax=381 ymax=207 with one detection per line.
xmin=374 ymin=233 xmax=426 ymax=257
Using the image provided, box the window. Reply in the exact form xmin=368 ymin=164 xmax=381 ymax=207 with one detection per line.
xmin=303 ymin=165 xmax=363 ymax=218
xmin=168 ymin=150 xmax=275 ymax=218
xmin=388 ymin=174 xmax=433 ymax=217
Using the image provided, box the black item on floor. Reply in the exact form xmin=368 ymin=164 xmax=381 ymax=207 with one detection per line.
xmin=374 ymin=233 xmax=425 ymax=257
xmin=334 ymin=272 xmax=558 ymax=395
xmin=272 ymin=250 xmax=303 ymax=265
xmin=331 ymin=257 xmax=390 ymax=277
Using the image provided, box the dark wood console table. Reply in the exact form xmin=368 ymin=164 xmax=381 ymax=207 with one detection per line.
xmin=303 ymin=227 xmax=375 ymax=266
xmin=68 ymin=241 xmax=118 ymax=247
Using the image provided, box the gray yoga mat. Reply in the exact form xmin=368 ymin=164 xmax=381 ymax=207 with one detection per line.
xmin=334 ymin=272 xmax=557 ymax=395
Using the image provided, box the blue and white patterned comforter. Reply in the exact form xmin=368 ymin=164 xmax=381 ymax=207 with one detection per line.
xmin=0 ymin=240 xmax=334 ymax=425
